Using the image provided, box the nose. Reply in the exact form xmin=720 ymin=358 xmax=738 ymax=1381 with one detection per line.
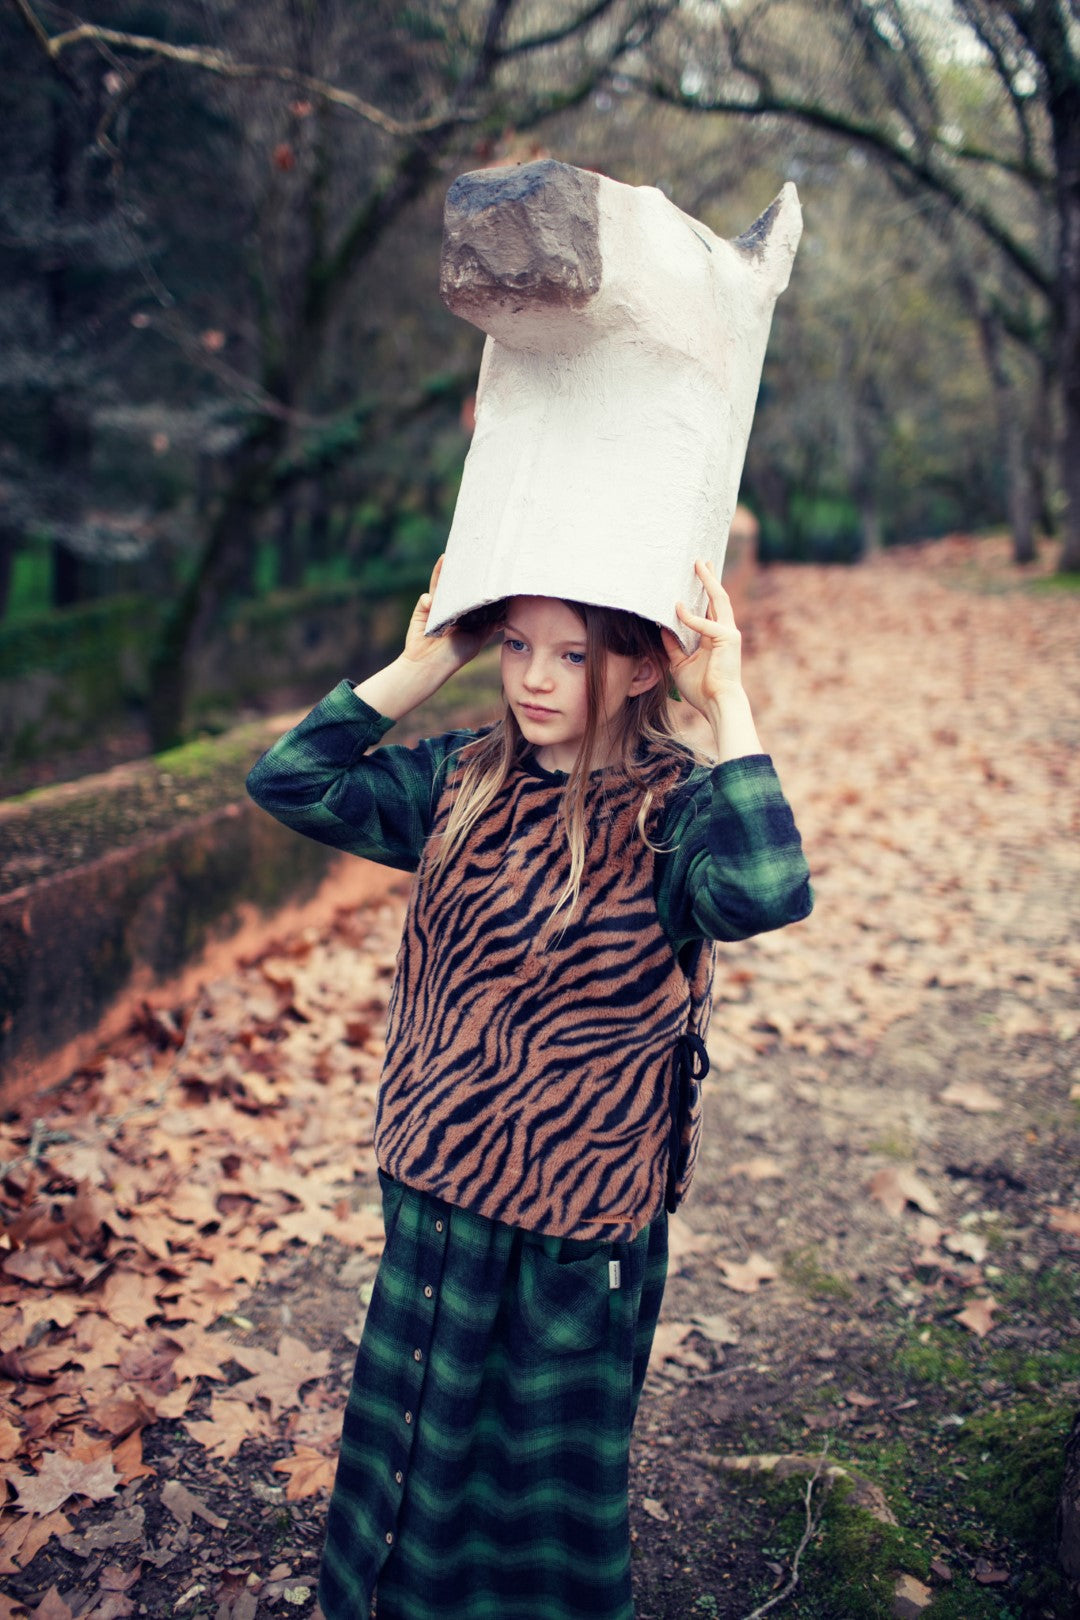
xmin=523 ymin=654 xmax=555 ymax=692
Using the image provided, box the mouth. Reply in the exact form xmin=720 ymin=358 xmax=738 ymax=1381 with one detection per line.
xmin=520 ymin=703 xmax=557 ymax=719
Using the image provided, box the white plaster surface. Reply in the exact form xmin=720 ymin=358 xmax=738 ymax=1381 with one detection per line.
xmin=428 ymin=167 xmax=801 ymax=647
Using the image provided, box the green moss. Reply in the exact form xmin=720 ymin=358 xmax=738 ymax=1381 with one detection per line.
xmin=0 ymin=595 xmax=159 ymax=681
xmin=732 ymin=1444 xmax=1063 ymax=1619
xmin=993 ymin=1262 xmax=1079 ymax=1318
xmin=781 ymin=1245 xmax=855 ymax=1302
xmin=893 ymin=1327 xmax=971 ymax=1387
xmin=956 ymin=1401 xmax=1070 ymax=1542
xmin=1028 ymin=570 xmax=1080 ymax=593
xmin=737 ymin=1474 xmax=919 ymax=1619
xmin=986 ymin=1345 xmax=1080 ymax=1391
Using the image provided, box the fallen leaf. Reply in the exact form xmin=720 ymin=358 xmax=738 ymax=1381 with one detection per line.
xmin=29 ymin=1590 xmax=73 ymax=1620
xmin=665 ymin=1215 xmax=716 ymax=1272
xmin=718 ymin=1253 xmax=778 ymax=1294
xmin=691 ymin=1312 xmax=739 ymax=1346
xmin=228 ymin=1335 xmax=330 ymax=1419
xmin=160 ymin=1478 xmax=227 ymax=1530
xmin=15 ymin=1450 xmax=120 ymax=1516
xmin=727 ymin=1156 xmax=783 ymax=1181
xmin=867 ymin=1167 xmax=941 ymax=1219
xmin=943 ymin=1230 xmax=989 ymax=1264
xmin=0 ymin=1415 xmax=22 ymax=1460
xmin=57 ymin=1505 xmax=145 ymax=1556
xmin=100 ymin=1272 xmax=160 ymax=1335
xmin=273 ymin=1445 xmax=336 ymax=1500
xmin=0 ymin=1509 xmax=72 ymax=1575
xmin=640 ymin=1497 xmax=670 ymax=1522
xmin=955 ymin=1294 xmax=999 ymax=1338
xmin=892 ymin=1573 xmax=933 ymax=1616
xmin=940 ymin=1079 xmax=1003 ymax=1113
xmin=1047 ymin=1206 xmax=1080 ymax=1236
xmin=163 ymin=1324 xmax=239 ymax=1382
xmin=99 ymin=1564 xmax=140 ymax=1592
xmin=647 ymin=1321 xmax=699 ymax=1371
xmin=184 ymin=1396 xmax=270 ymax=1462
xmin=973 ymin=1557 xmax=1010 ymax=1584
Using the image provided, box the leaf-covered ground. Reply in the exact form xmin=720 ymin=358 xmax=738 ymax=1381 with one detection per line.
xmin=2 ymin=537 xmax=1078 ymax=1620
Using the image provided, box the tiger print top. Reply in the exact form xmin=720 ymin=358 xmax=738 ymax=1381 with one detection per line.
xmin=247 ymin=681 xmax=813 ymax=1241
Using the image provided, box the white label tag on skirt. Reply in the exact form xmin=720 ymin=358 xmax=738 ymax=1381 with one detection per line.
xmin=609 ymin=1260 xmax=621 ymax=1290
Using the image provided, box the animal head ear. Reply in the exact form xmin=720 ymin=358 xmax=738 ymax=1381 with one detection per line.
xmin=732 ymin=181 xmax=802 ymax=298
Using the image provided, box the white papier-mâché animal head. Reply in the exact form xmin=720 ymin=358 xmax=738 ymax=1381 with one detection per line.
xmin=427 ymin=159 xmax=801 ymax=648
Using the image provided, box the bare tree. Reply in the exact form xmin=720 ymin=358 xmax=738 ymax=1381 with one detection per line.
xmin=635 ymin=0 xmax=1080 ymax=571
xmin=8 ymin=0 xmax=669 ymax=745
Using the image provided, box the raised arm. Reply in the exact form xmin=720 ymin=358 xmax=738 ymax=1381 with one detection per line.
xmin=246 ymin=560 xmax=490 ymax=870
xmin=655 ymin=757 xmax=812 ymax=949
xmin=656 ymin=561 xmax=812 ymax=946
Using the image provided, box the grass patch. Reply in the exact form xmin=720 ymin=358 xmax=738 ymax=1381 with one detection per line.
xmin=867 ymin=1129 xmax=917 ymax=1159
xmin=781 ymin=1246 xmax=855 ymax=1302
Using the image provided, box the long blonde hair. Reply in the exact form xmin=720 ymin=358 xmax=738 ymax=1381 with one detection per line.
xmin=430 ymin=599 xmax=687 ymax=935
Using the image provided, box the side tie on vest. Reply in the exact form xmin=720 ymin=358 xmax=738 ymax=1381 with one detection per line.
xmin=665 ymin=1032 xmax=709 ymax=1214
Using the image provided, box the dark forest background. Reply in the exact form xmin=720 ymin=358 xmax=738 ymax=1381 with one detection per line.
xmin=2 ymin=0 xmax=1077 ymax=772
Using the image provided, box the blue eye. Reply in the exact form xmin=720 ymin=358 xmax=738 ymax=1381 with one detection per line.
xmin=503 ymin=636 xmax=526 ymax=653
xmin=565 ymin=651 xmax=586 ymax=666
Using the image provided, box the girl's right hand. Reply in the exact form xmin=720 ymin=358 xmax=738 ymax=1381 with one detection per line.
xmin=402 ymin=556 xmax=490 ymax=676
xmin=355 ymin=556 xmax=495 ymax=721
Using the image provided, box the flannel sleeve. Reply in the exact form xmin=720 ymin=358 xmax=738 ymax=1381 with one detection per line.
xmin=245 ymin=679 xmax=475 ymax=872
xmin=654 ymin=754 xmax=813 ymax=951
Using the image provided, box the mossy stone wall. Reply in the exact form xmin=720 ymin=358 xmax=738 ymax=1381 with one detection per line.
xmin=0 ymin=582 xmax=414 ymax=775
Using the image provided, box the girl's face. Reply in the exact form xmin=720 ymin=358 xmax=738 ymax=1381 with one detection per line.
xmin=500 ymin=596 xmax=660 ymax=772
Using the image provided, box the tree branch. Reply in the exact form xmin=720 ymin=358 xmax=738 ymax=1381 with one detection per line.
xmin=10 ymin=9 xmax=466 ymax=139
xmin=738 ymin=1446 xmax=831 ymax=1620
xmin=7 ymin=0 xmax=83 ymax=94
xmin=953 ymin=0 xmax=1039 ymax=174
xmin=635 ymin=74 xmax=1053 ymax=297
xmin=497 ymin=0 xmax=622 ymax=57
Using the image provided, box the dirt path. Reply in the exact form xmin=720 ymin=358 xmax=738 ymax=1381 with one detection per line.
xmin=1 ymin=539 xmax=1078 ymax=1620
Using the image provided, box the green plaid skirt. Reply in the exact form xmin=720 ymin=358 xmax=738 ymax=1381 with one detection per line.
xmin=318 ymin=1173 xmax=668 ymax=1620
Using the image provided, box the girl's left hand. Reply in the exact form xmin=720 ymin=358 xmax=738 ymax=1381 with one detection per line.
xmin=661 ymin=559 xmax=745 ymax=715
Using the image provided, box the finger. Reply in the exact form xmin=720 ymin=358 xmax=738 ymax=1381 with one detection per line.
xmin=676 ymin=602 xmax=730 ymax=637
xmin=428 ymin=554 xmax=444 ymax=593
xmin=693 ymin=565 xmax=736 ymax=628
xmin=660 ymin=626 xmax=687 ymax=663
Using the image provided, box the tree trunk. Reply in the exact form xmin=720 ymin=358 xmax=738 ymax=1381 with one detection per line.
xmin=1051 ymin=72 xmax=1080 ymax=570
xmin=858 ymin=495 xmax=883 ymax=558
xmin=1059 ymin=1409 xmax=1080 ymax=1598
xmin=276 ymin=487 xmax=303 ymax=589
xmin=1031 ymin=351 xmax=1057 ymax=539
xmin=51 ymin=542 xmax=82 ymax=608
xmin=146 ymin=418 xmax=284 ymax=749
xmin=44 ymin=73 xmax=98 ymax=607
xmin=308 ymin=487 xmax=332 ymax=565
xmin=0 ymin=524 xmax=16 ymax=621
xmin=974 ymin=304 xmax=1036 ymax=565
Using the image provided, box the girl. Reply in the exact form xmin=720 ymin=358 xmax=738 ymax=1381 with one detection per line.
xmin=246 ymin=557 xmax=811 ymax=1620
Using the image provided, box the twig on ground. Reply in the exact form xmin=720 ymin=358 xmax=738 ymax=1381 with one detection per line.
xmin=683 ymin=1363 xmax=746 ymax=1385
xmin=737 ymin=1441 xmax=831 ymax=1620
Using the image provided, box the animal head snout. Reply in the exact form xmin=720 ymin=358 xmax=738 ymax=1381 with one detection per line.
xmin=440 ymin=159 xmax=603 ymax=342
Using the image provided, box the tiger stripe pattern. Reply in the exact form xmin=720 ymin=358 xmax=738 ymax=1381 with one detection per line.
xmin=374 ymin=751 xmax=714 ymax=1241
